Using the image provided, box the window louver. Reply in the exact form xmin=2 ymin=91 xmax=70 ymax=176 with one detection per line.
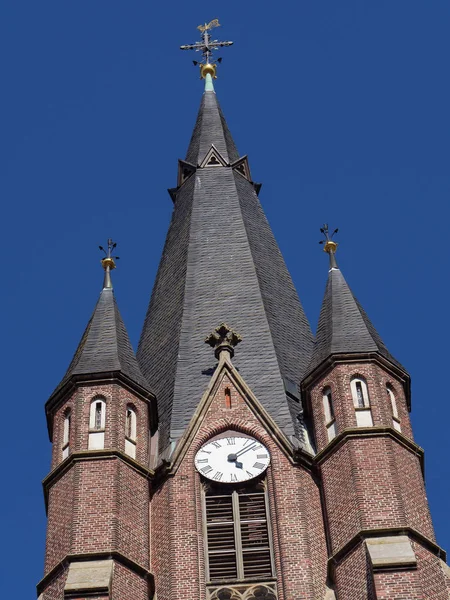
xmin=205 ymin=486 xmax=273 ymax=583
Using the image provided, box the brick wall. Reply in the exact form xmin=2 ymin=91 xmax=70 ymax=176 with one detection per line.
xmin=42 ymin=381 xmax=151 ymax=599
xmin=150 ymin=371 xmax=328 ymax=600
xmin=307 ymin=359 xmax=447 ymax=598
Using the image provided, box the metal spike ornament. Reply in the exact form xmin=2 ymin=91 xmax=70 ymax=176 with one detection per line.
xmin=180 ymin=19 xmax=233 ymax=79
xmin=100 ymin=238 xmax=120 ymax=289
xmin=319 ymin=224 xmax=339 ymax=269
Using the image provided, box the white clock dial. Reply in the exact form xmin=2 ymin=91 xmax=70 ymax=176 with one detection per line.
xmin=194 ymin=435 xmax=270 ymax=483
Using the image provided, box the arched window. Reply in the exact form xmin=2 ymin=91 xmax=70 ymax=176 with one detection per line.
xmin=350 ymin=376 xmax=373 ymax=427
xmin=88 ymin=397 xmax=106 ymax=450
xmin=203 ymin=481 xmax=274 ymax=583
xmin=125 ymin=406 xmax=137 ymax=459
xmin=62 ymin=410 xmax=71 ymax=459
xmin=387 ymin=385 xmax=401 ymax=432
xmin=322 ymin=387 xmax=337 ymax=441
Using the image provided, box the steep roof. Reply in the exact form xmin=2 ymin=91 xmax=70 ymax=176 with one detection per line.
xmin=50 ymin=286 xmax=151 ymax=401
xmin=307 ymin=265 xmax=405 ymax=376
xmin=185 ymin=88 xmax=239 ymax=165
xmin=138 ymin=84 xmax=314 ymax=452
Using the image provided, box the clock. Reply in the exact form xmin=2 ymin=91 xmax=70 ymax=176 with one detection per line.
xmin=194 ymin=435 xmax=270 ymax=483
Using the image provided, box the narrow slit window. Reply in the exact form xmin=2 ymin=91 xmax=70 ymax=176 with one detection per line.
xmin=355 ymin=382 xmax=365 ymax=408
xmin=322 ymin=387 xmax=337 ymax=441
xmin=88 ymin=398 xmax=106 ymax=450
xmin=351 ymin=377 xmax=373 ymax=427
xmin=204 ymin=483 xmax=274 ymax=583
xmin=62 ymin=411 xmax=71 ymax=459
xmin=387 ymin=385 xmax=401 ymax=432
xmin=125 ymin=406 xmax=137 ymax=459
xmin=95 ymin=402 xmax=103 ymax=430
xmin=225 ymin=387 xmax=232 ymax=409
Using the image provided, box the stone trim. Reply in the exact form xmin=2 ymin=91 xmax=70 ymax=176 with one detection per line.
xmin=64 ymin=559 xmax=113 ymax=596
xmin=42 ymin=449 xmax=154 ymax=511
xmin=37 ymin=552 xmax=154 ymax=597
xmin=366 ymin=536 xmax=416 ymax=570
xmin=327 ymin=527 xmax=446 ymax=580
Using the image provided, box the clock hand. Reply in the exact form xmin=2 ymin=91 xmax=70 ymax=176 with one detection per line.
xmin=234 ymin=441 xmax=258 ymax=458
xmin=235 ymin=461 xmax=243 ymax=469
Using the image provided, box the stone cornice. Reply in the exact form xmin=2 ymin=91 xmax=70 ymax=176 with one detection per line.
xmin=314 ymin=426 xmax=425 ymax=472
xmin=327 ymin=526 xmax=446 ymax=580
xmin=36 ymin=551 xmax=154 ymax=597
xmin=42 ymin=449 xmax=154 ymax=511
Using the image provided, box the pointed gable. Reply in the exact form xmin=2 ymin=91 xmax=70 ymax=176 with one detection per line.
xmin=307 ymin=267 xmax=405 ymax=376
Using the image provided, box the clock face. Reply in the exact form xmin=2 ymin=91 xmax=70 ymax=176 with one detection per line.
xmin=194 ymin=435 xmax=270 ymax=483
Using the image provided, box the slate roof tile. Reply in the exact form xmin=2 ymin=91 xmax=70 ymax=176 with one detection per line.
xmin=52 ymin=287 xmax=150 ymax=398
xmin=137 ymin=89 xmax=314 ymax=450
xmin=307 ymin=267 xmax=405 ymax=375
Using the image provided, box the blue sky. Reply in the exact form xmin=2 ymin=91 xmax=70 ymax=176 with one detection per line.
xmin=1 ymin=1 xmax=449 ymax=596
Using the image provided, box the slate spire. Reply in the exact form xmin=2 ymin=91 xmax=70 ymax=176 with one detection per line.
xmin=47 ymin=242 xmax=151 ymax=408
xmin=307 ymin=227 xmax=405 ymax=376
xmin=138 ymin=73 xmax=314 ymax=453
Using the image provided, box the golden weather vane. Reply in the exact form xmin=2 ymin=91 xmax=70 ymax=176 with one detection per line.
xmin=180 ymin=19 xmax=233 ymax=79
xmin=197 ymin=19 xmax=220 ymax=33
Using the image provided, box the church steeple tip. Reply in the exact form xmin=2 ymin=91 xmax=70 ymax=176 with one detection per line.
xmin=319 ymin=223 xmax=339 ymax=270
xmin=306 ymin=226 xmax=406 ymax=378
xmin=180 ymin=19 xmax=233 ymax=90
xmin=99 ymin=238 xmax=119 ymax=289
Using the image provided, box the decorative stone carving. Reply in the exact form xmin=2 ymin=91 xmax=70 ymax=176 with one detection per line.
xmin=208 ymin=583 xmax=277 ymax=600
xmin=205 ymin=322 xmax=242 ymax=359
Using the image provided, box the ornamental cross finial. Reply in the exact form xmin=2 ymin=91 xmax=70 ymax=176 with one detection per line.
xmin=180 ymin=19 xmax=233 ymax=80
xmin=99 ymin=239 xmax=120 ymax=289
xmin=205 ymin=323 xmax=242 ymax=360
xmin=319 ymin=224 xmax=339 ymax=269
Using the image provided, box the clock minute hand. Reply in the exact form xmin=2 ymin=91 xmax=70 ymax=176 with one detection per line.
xmin=235 ymin=441 xmax=258 ymax=458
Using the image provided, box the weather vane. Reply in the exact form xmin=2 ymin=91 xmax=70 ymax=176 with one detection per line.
xmin=319 ymin=224 xmax=339 ymax=268
xmin=180 ymin=19 xmax=233 ymax=79
xmin=99 ymin=239 xmax=120 ymax=289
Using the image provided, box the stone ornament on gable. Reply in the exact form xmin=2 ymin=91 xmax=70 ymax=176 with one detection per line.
xmin=205 ymin=322 xmax=242 ymax=359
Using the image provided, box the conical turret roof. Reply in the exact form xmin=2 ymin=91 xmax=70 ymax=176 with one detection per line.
xmin=49 ymin=284 xmax=151 ymax=404
xmin=138 ymin=81 xmax=314 ymax=452
xmin=307 ymin=262 xmax=405 ymax=376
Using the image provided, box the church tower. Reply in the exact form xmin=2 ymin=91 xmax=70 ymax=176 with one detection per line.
xmin=38 ymin=22 xmax=450 ymax=600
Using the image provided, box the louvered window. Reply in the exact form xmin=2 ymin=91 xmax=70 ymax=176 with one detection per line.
xmin=204 ymin=484 xmax=273 ymax=582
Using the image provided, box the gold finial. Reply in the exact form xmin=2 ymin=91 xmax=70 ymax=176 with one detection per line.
xmin=205 ymin=322 xmax=242 ymax=360
xmin=99 ymin=239 xmax=120 ymax=289
xmin=180 ymin=20 xmax=233 ymax=80
xmin=319 ymin=224 xmax=339 ymax=269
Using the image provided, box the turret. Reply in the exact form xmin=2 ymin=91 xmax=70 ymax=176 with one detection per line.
xmin=302 ymin=226 xmax=448 ymax=597
xmin=38 ymin=241 xmax=156 ymax=600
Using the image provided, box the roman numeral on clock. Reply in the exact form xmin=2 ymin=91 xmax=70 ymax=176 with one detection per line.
xmin=226 ymin=438 xmax=235 ymax=445
xmin=253 ymin=462 xmax=265 ymax=470
xmin=197 ymin=458 xmax=208 ymax=464
xmin=212 ymin=471 xmax=223 ymax=481
xmin=257 ymin=454 xmax=268 ymax=459
xmin=211 ymin=441 xmax=221 ymax=448
xmin=201 ymin=465 xmax=213 ymax=474
xmin=230 ymin=473 xmax=237 ymax=482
